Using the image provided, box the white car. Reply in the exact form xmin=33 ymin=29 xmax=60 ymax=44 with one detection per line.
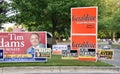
xmin=102 ymin=45 xmax=111 ymax=50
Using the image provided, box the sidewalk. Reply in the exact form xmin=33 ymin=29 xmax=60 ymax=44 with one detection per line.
xmin=0 ymin=66 xmax=120 ymax=74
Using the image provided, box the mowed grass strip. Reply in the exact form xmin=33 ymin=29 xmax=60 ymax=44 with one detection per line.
xmin=0 ymin=55 xmax=112 ymax=67
xmin=112 ymin=44 xmax=120 ymax=49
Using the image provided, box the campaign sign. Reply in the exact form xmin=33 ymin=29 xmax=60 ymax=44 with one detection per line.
xmin=72 ymin=35 xmax=96 ymax=61
xmin=71 ymin=7 xmax=97 ymax=62
xmin=0 ymin=32 xmax=47 ymax=62
xmin=98 ymin=49 xmax=114 ymax=60
xmin=62 ymin=50 xmax=78 ymax=59
xmin=80 ymin=48 xmax=96 ymax=58
xmin=34 ymin=48 xmax=51 ymax=58
xmin=52 ymin=45 xmax=68 ymax=55
xmin=71 ymin=7 xmax=97 ymax=34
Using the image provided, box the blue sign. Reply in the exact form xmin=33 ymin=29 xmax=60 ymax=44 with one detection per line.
xmin=0 ymin=58 xmax=47 ymax=62
xmin=0 ymin=50 xmax=3 ymax=60
xmin=0 ymin=48 xmax=47 ymax=62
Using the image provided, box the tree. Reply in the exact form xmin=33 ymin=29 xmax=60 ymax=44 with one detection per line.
xmin=41 ymin=0 xmax=104 ymax=39
xmin=9 ymin=0 xmax=83 ymax=39
xmin=0 ymin=0 xmax=9 ymax=29
xmin=98 ymin=0 xmax=120 ymax=41
xmin=45 ymin=0 xmax=79 ymax=38
xmin=9 ymin=0 xmax=48 ymax=31
xmin=9 ymin=0 xmax=120 ymax=41
xmin=7 ymin=27 xmax=13 ymax=32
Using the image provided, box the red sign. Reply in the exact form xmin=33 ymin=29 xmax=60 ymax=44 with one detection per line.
xmin=71 ymin=7 xmax=97 ymax=62
xmin=0 ymin=32 xmax=46 ymax=54
xmin=0 ymin=32 xmax=47 ymax=62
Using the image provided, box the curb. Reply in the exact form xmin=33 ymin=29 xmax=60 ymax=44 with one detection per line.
xmin=0 ymin=68 xmax=2 ymax=74
xmin=0 ymin=66 xmax=120 ymax=74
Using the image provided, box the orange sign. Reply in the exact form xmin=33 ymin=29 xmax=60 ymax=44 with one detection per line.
xmin=71 ymin=7 xmax=97 ymax=34
xmin=72 ymin=36 xmax=96 ymax=50
xmin=71 ymin=7 xmax=97 ymax=62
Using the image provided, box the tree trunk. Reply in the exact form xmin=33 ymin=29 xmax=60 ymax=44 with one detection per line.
xmin=28 ymin=26 xmax=32 ymax=31
xmin=58 ymin=34 xmax=61 ymax=42
xmin=51 ymin=14 xmax=57 ymax=38
xmin=112 ymin=32 xmax=116 ymax=43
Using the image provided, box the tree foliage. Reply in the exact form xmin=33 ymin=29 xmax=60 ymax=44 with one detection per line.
xmin=6 ymin=0 xmax=120 ymax=40
xmin=0 ymin=0 xmax=9 ymax=27
xmin=98 ymin=0 xmax=120 ymax=40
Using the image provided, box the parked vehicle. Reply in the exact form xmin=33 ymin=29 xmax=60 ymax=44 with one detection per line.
xmin=47 ymin=32 xmax=56 ymax=48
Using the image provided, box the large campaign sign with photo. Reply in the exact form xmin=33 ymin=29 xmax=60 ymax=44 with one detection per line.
xmin=71 ymin=7 xmax=97 ymax=62
xmin=0 ymin=32 xmax=47 ymax=62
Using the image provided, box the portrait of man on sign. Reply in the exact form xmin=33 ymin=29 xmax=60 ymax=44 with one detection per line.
xmin=26 ymin=33 xmax=45 ymax=54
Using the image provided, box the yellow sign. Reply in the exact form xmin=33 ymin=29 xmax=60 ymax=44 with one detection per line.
xmin=98 ymin=49 xmax=114 ymax=60
xmin=4 ymin=54 xmax=32 ymax=58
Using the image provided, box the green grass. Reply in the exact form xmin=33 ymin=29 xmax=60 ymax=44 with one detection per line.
xmin=112 ymin=44 xmax=120 ymax=49
xmin=0 ymin=55 xmax=112 ymax=67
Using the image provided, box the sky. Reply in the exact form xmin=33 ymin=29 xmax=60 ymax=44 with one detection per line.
xmin=2 ymin=0 xmax=15 ymax=30
xmin=2 ymin=22 xmax=15 ymax=30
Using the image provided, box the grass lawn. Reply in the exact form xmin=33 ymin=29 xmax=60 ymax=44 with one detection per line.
xmin=112 ymin=44 xmax=120 ymax=49
xmin=0 ymin=55 xmax=112 ymax=67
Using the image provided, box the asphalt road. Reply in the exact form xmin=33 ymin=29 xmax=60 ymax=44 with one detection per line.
xmin=101 ymin=49 xmax=120 ymax=67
